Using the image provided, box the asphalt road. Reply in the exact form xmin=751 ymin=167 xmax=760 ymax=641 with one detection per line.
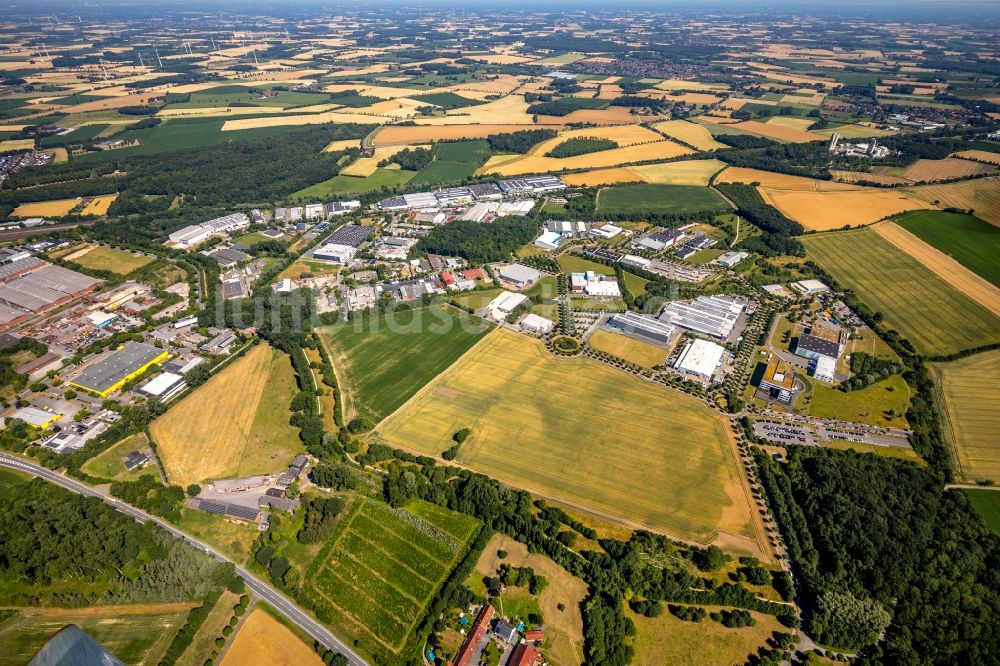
xmin=0 ymin=454 xmax=369 ymax=666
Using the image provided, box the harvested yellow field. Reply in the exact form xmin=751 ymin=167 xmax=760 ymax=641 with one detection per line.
xmin=150 ymin=344 xmax=304 ymax=485
xmin=597 ymin=84 xmax=623 ymax=100
xmin=651 ymin=120 xmax=727 ymax=150
xmin=11 ymin=197 xmax=81 ymax=218
xmin=529 ymin=124 xmax=664 ymax=155
xmin=716 ymin=167 xmax=861 ymax=191
xmin=873 ymin=221 xmax=1000 ymax=317
xmin=831 ymin=170 xmax=912 ymax=186
xmin=79 ymin=194 xmax=118 ymax=216
xmin=900 ymin=157 xmax=990 ymax=182
xmin=467 ymin=53 xmax=535 ymax=64
xmin=780 ymin=92 xmax=826 ymax=105
xmin=730 ymin=120 xmax=823 ymax=143
xmin=760 ymin=188 xmax=929 ymax=230
xmin=372 ymin=123 xmax=562 ymax=146
xmin=325 ymin=84 xmax=438 ymax=100
xmin=904 ymin=178 xmax=1000 ymax=227
xmin=41 ymin=146 xmax=68 ymax=164
xmin=629 ymin=159 xmax=727 ymax=186
xmin=323 ymin=138 xmax=361 ymax=152
xmin=765 ymin=116 xmax=816 ymax=130
xmin=353 ymin=97 xmax=427 ymax=118
xmin=482 ymin=140 xmax=693 ymax=177
xmin=538 ymin=106 xmax=636 ymax=126
xmin=0 ymin=138 xmax=35 ymax=152
xmin=221 ymin=610 xmax=323 ymax=666
xmin=654 ymin=79 xmax=728 ymax=92
xmin=953 ymin=150 xmax=1000 ymax=165
xmin=450 ymin=74 xmax=525 ymax=95
xmin=642 ymin=91 xmax=723 ymax=105
xmin=413 ymin=95 xmax=532 ymax=125
xmin=588 ymin=330 xmax=667 ymax=368
xmin=562 ymin=167 xmax=644 ymax=187
xmin=221 ymin=111 xmax=392 ymax=131
xmin=380 ymin=329 xmax=766 ymax=555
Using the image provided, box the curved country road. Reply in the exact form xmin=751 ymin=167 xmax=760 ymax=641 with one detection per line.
xmin=0 ymin=454 xmax=369 ymax=666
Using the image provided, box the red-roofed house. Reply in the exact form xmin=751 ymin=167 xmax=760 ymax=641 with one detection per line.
xmin=441 ymin=270 xmax=455 ymax=286
xmin=453 ymin=604 xmax=495 ymax=666
xmin=462 ymin=268 xmax=486 ymax=281
xmin=524 ymin=629 xmax=545 ymax=643
xmin=508 ymin=643 xmax=542 ymax=666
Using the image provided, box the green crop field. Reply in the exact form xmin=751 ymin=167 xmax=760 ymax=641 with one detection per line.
xmin=81 ymin=433 xmax=153 ymax=482
xmin=329 ymin=93 xmax=382 ymax=107
xmin=0 ymin=604 xmax=191 ymax=665
xmin=71 ymin=246 xmax=153 ymax=275
xmin=433 ymin=140 xmax=491 ymax=163
xmin=557 ymin=253 xmax=615 ymax=275
xmin=802 ymin=228 xmax=1000 ymax=357
xmin=930 ymin=349 xmax=1000 ymax=484
xmin=410 ymin=160 xmax=478 ymax=186
xmin=379 ymin=329 xmax=764 ymax=552
xmin=597 ymin=184 xmax=732 ymax=216
xmin=411 ymin=92 xmax=485 ymax=110
xmin=892 ymin=210 xmax=1000 ymax=287
xmin=74 ymin=120 xmax=302 ymax=162
xmin=806 ymin=374 xmax=910 ymax=429
xmin=963 ymin=489 xmax=1000 ymax=534
xmin=38 ymin=123 xmax=110 ymax=146
xmin=303 ymin=497 xmax=480 ymax=656
xmin=293 ymin=168 xmax=414 ymax=199
xmin=318 ymin=304 xmax=492 ymax=423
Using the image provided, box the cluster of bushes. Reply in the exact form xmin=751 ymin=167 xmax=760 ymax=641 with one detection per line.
xmin=715 ymin=183 xmax=805 ymax=257
xmin=297 ymin=497 xmax=346 ymax=544
xmin=379 ymin=146 xmax=432 ymax=171
xmin=109 ymin=475 xmax=186 ymax=519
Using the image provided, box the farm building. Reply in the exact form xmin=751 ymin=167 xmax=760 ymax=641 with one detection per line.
xmin=453 ymin=604 xmax=495 ymax=666
xmin=519 ymin=313 xmax=555 ymax=334
xmin=674 ymin=338 xmax=726 ymax=380
xmin=69 ymin=342 xmax=170 ymax=397
xmin=137 ymin=371 xmax=187 ymax=402
xmin=314 ymin=243 xmax=356 ymax=264
xmin=498 ymin=264 xmax=541 ymax=288
xmin=658 ymin=296 xmax=745 ymax=340
xmin=609 ymin=311 xmax=677 ymax=345
xmin=124 ymin=450 xmax=149 ymax=470
xmin=186 ymin=498 xmax=264 ymax=524
xmin=487 ymin=291 xmax=529 ymax=321
xmin=508 ymin=644 xmax=543 ymax=666
xmin=213 ymin=475 xmax=269 ymax=492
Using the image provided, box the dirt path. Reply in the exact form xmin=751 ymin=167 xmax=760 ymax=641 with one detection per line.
xmin=317 ymin=331 xmax=356 ymax=424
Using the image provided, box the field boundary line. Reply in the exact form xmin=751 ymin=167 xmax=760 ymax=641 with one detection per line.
xmin=351 ymin=508 xmax=457 ymax=567
xmin=310 ymin=586 xmax=398 ymax=651
xmin=926 ymin=363 xmax=968 ymax=482
xmin=345 ymin=528 xmax=444 ymax=584
xmin=336 ymin=549 xmax=427 ymax=606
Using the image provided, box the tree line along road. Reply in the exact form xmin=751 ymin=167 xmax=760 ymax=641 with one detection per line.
xmin=0 ymin=453 xmax=369 ymax=666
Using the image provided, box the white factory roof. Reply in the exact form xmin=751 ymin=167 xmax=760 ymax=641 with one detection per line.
xmin=674 ymin=338 xmax=726 ymax=379
xmin=139 ymin=372 xmax=185 ymax=397
xmin=10 ymin=406 xmax=58 ymax=427
xmin=535 ymin=230 xmax=562 ymax=250
xmin=791 ymin=279 xmax=830 ymax=294
xmin=812 ymin=355 xmax=837 ymax=383
xmin=487 ymin=291 xmax=528 ymax=318
xmin=593 ymin=224 xmax=623 ymax=239
xmin=519 ymin=313 xmax=555 ymax=333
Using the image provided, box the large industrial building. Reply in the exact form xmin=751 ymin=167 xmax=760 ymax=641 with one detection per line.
xmin=313 ymin=243 xmax=356 ymax=264
xmin=69 ymin=341 xmax=169 ymax=397
xmin=608 ymin=312 xmax=677 ymax=345
xmin=674 ymin=338 xmax=726 ymax=380
xmin=498 ymin=264 xmax=541 ymax=288
xmin=167 ymin=213 xmax=250 ymax=247
xmin=0 ymin=256 xmax=102 ymax=330
xmin=324 ymin=223 xmax=374 ymax=248
xmin=658 ymin=296 xmax=745 ymax=340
